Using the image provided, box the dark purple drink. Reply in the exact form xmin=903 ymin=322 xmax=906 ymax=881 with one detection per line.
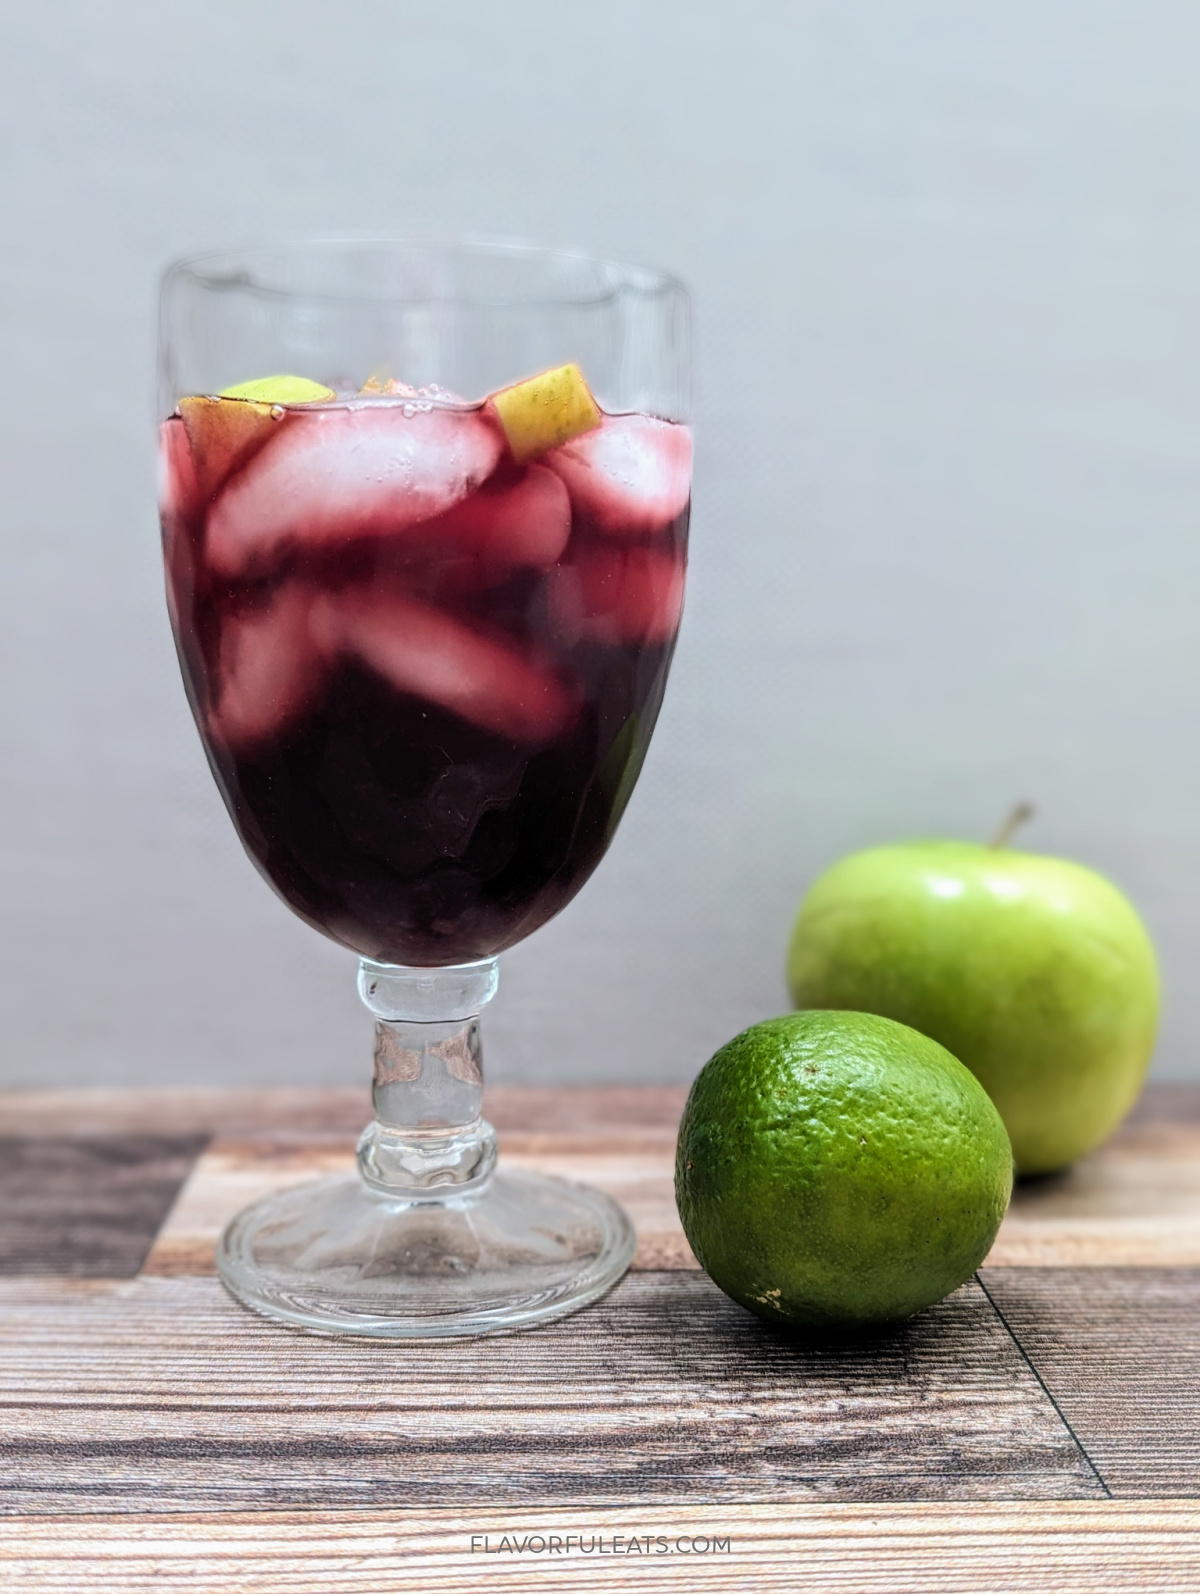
xmin=159 ymin=371 xmax=690 ymax=965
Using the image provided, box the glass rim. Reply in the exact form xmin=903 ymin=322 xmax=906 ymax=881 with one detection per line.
xmin=159 ymin=233 xmax=689 ymax=310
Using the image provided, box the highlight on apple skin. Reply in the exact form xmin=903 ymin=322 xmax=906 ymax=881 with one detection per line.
xmin=785 ymin=840 xmax=1161 ymax=1175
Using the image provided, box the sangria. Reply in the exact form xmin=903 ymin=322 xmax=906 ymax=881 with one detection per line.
xmin=160 ymin=368 xmax=690 ymax=966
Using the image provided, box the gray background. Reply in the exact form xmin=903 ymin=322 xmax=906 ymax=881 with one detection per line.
xmin=2 ymin=1 xmax=1197 ymax=1089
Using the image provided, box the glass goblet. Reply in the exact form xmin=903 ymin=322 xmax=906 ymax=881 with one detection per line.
xmin=158 ymin=239 xmax=691 ymax=1337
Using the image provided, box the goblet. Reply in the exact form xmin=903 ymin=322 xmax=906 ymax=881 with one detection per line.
xmin=157 ymin=239 xmax=691 ymax=1336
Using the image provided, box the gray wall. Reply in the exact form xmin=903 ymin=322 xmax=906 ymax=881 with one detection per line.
xmin=2 ymin=2 xmax=1198 ymax=1089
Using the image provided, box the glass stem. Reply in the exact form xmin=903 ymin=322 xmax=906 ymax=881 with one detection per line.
xmin=355 ymin=957 xmax=499 ymax=1202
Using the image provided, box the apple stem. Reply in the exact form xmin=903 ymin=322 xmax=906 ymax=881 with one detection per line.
xmin=989 ymin=801 xmax=1035 ymax=849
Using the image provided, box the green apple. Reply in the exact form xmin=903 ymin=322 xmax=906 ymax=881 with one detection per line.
xmin=785 ymin=840 xmax=1160 ymax=1174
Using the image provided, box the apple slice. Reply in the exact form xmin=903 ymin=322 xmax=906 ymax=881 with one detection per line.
xmin=548 ymin=544 xmax=685 ymax=646
xmin=210 ymin=583 xmax=326 ymax=751
xmin=206 ymin=405 xmax=505 ymax=577
xmin=219 ymin=375 xmax=335 ymax=404
xmin=182 ymin=379 xmax=336 ymax=504
xmin=490 ymin=363 xmax=602 ymax=463
xmin=544 ymin=414 xmax=692 ymax=537
xmin=317 ymin=588 xmax=578 ymax=744
xmin=179 ymin=396 xmax=285 ymax=503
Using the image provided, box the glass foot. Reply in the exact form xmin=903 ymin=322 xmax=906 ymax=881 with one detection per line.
xmin=216 ymin=1169 xmax=636 ymax=1339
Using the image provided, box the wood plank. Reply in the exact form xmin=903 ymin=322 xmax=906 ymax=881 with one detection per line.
xmin=0 ymin=1089 xmax=372 ymax=1137
xmin=141 ymin=1130 xmax=695 ymax=1276
xmin=141 ymin=1136 xmax=359 ymax=1277
xmin=142 ymin=1111 xmax=1200 ymax=1279
xmin=0 ymin=1273 xmax=1100 ymax=1513
xmin=2 ymin=1502 xmax=1199 ymax=1593
xmin=987 ymin=1122 xmax=1200 ymax=1265
xmin=2 ymin=1081 xmax=1188 ymax=1139
xmin=8 ymin=1087 xmax=1200 ymax=1282
xmin=1 ymin=1081 xmax=1189 ymax=1139
xmin=0 ymin=1137 xmax=207 ymax=1278
xmin=979 ymin=1267 xmax=1200 ymax=1499
xmin=10 ymin=1085 xmax=1200 ymax=1272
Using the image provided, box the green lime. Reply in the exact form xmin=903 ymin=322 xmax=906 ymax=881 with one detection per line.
xmin=218 ymin=374 xmax=335 ymax=404
xmin=675 ymin=1010 xmax=1012 ymax=1328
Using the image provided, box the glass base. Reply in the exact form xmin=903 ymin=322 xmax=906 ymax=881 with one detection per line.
xmin=216 ymin=1169 xmax=636 ymax=1339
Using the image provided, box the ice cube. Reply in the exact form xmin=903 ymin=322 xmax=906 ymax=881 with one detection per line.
xmin=547 ymin=545 xmax=685 ymax=645
xmin=210 ymin=583 xmax=326 ymax=750
xmin=179 ymin=396 xmax=283 ymax=502
xmin=320 ymin=587 xmax=578 ymax=743
xmin=544 ymin=415 xmax=692 ymax=537
xmin=206 ymin=405 xmax=505 ymax=577
xmin=418 ymin=463 xmax=571 ymax=574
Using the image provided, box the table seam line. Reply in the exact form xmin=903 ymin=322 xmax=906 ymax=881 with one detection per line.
xmin=974 ymin=1269 xmax=1112 ymax=1500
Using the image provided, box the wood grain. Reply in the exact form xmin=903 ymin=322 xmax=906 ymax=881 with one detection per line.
xmin=0 ymin=1136 xmax=206 ymax=1277
xmin=0 ymin=1272 xmax=1101 ymax=1513
xmin=980 ymin=1267 xmax=1200 ymax=1499
xmin=3 ymin=1502 xmax=1199 ymax=1593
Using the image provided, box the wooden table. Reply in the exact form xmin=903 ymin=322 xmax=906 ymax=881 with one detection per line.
xmin=2 ymin=1084 xmax=1199 ymax=1591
